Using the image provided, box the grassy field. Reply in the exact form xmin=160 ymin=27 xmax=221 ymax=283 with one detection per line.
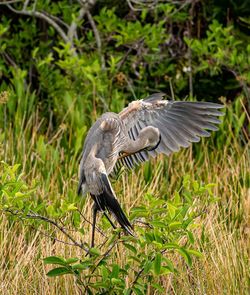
xmin=0 ymin=92 xmax=249 ymax=294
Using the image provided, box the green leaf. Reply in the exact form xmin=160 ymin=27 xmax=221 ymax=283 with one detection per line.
xmin=72 ymin=211 xmax=81 ymax=228
xmin=128 ymin=255 xmax=141 ymax=263
xmin=43 ymin=256 xmax=66 ymax=266
xmin=169 ymin=221 xmax=182 ymax=231
xmin=161 ymin=266 xmax=172 ymax=275
xmin=151 ymin=282 xmax=165 ymax=292
xmin=133 ymin=285 xmax=145 ymax=295
xmin=101 ymin=265 xmax=109 ymax=279
xmin=173 ymin=191 xmax=181 ymax=204
xmin=177 ymin=248 xmax=192 ymax=267
xmin=111 ymin=264 xmax=119 ymax=279
xmin=187 ymin=249 xmax=203 ymax=258
xmin=72 ymin=260 xmax=92 ymax=270
xmin=167 ymin=202 xmax=177 ymax=219
xmin=89 ymin=247 xmax=101 ymax=256
xmin=123 ymin=289 xmax=133 ymax=295
xmin=151 ymin=221 xmax=167 ymax=228
xmin=124 ymin=243 xmax=137 ymax=254
xmin=153 ymin=253 xmax=162 ymax=275
xmin=163 ymin=243 xmax=180 ymax=250
xmin=164 ymin=258 xmax=175 ymax=273
xmin=111 ymin=278 xmax=122 ymax=285
xmin=106 ymin=232 xmax=117 ymax=246
xmin=143 ymin=260 xmax=152 ymax=274
xmin=46 ymin=267 xmax=72 ymax=277
xmin=183 ymin=175 xmax=190 ymax=189
xmin=187 ymin=231 xmax=195 ymax=244
xmin=89 ymin=281 xmax=109 ymax=289
xmin=12 ymin=164 xmax=21 ymax=173
xmin=67 ymin=203 xmax=78 ymax=211
xmin=145 ymin=232 xmax=154 ymax=243
xmin=65 ymin=258 xmax=78 ymax=264
xmin=72 ymin=263 xmax=89 ymax=270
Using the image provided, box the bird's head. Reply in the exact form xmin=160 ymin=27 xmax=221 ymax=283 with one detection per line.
xmin=139 ymin=126 xmax=161 ymax=151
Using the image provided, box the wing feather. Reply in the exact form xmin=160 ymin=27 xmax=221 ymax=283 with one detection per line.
xmin=165 ymin=110 xmax=219 ymax=132
xmin=113 ymin=93 xmax=224 ymax=173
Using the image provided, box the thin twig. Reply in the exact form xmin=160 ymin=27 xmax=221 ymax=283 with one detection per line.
xmin=4 ymin=209 xmax=89 ymax=252
xmin=77 ymin=209 xmax=106 ymax=237
xmin=129 ymin=249 xmax=167 ymax=294
xmin=29 ymin=224 xmax=79 ymax=246
xmin=127 ymin=0 xmax=157 ymax=11
xmin=134 ymin=220 xmax=153 ymax=229
xmin=86 ymin=10 xmax=105 ymax=70
xmin=32 ymin=0 xmax=38 ymax=12
xmin=42 ymin=11 xmax=70 ymax=29
xmin=88 ymin=240 xmax=120 ymax=283
xmin=169 ymin=78 xmax=175 ymax=100
xmin=68 ymin=7 xmax=86 ymax=42
xmin=23 ymin=0 xmax=30 ymax=10
xmin=116 ymin=37 xmax=145 ymax=72
xmin=187 ymin=1 xmax=194 ymax=98
xmin=116 ymin=47 xmax=133 ymax=72
xmin=1 ymin=52 xmax=17 ymax=68
xmin=0 ymin=0 xmax=22 ymax=4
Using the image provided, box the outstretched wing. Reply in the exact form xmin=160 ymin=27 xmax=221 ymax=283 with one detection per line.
xmin=114 ymin=93 xmax=224 ymax=172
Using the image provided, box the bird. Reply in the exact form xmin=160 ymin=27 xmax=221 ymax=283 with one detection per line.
xmin=77 ymin=93 xmax=224 ymax=247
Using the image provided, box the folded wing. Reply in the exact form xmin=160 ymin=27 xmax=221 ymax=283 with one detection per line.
xmin=93 ymin=173 xmax=134 ymax=236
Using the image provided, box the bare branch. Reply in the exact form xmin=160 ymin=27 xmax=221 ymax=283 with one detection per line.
xmin=129 ymin=249 xmax=168 ymax=294
xmin=23 ymin=0 xmax=30 ymax=10
xmin=32 ymin=0 xmax=37 ymax=12
xmin=187 ymin=1 xmax=194 ymax=98
xmin=68 ymin=6 xmax=86 ymax=42
xmin=126 ymin=0 xmax=157 ymax=11
xmin=117 ymin=38 xmax=144 ymax=72
xmin=4 ymin=209 xmax=89 ymax=252
xmin=5 ymin=3 xmax=76 ymax=52
xmin=0 ymin=0 xmax=22 ymax=4
xmin=30 ymin=225 xmax=79 ymax=247
xmin=86 ymin=10 xmax=105 ymax=70
xmin=88 ymin=239 xmax=120 ymax=279
xmin=2 ymin=52 xmax=17 ymax=68
xmin=43 ymin=10 xmax=70 ymax=30
xmin=78 ymin=0 xmax=96 ymax=6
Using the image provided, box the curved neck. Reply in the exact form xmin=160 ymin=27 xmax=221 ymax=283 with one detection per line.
xmin=121 ymin=126 xmax=160 ymax=155
xmin=122 ymin=136 xmax=148 ymax=155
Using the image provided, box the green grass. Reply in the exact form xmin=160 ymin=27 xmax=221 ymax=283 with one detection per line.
xmin=0 ymin=89 xmax=249 ymax=294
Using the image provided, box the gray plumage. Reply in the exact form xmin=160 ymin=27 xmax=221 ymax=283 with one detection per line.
xmin=78 ymin=93 xmax=224 ymax=245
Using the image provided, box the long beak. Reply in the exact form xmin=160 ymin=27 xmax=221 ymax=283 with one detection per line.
xmin=118 ymin=152 xmax=132 ymax=160
xmin=118 ymin=148 xmax=146 ymax=160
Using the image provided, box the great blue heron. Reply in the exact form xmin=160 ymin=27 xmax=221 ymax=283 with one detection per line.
xmin=78 ymin=93 xmax=224 ymax=247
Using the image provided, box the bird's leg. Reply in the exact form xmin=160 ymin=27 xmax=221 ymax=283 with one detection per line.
xmin=103 ymin=212 xmax=116 ymax=229
xmin=91 ymin=203 xmax=98 ymax=248
xmin=103 ymin=212 xmax=120 ymax=239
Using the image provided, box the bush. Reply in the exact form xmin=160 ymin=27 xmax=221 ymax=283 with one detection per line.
xmin=1 ymin=162 xmax=220 ymax=294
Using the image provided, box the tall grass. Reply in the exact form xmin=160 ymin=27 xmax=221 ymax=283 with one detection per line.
xmin=0 ymin=83 xmax=249 ymax=294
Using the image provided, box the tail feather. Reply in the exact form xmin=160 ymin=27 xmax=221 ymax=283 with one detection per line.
xmin=94 ymin=173 xmax=134 ymax=236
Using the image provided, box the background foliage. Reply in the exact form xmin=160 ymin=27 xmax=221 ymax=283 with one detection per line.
xmin=0 ymin=0 xmax=249 ymax=294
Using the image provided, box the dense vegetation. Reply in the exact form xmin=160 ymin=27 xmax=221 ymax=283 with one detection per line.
xmin=0 ymin=0 xmax=249 ymax=294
